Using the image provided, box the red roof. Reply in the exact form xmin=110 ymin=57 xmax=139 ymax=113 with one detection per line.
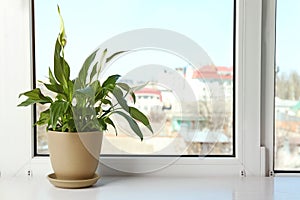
xmin=135 ymin=88 xmax=162 ymax=101
xmin=216 ymin=66 xmax=233 ymax=72
xmin=192 ymin=65 xmax=233 ymax=80
xmin=135 ymin=88 xmax=161 ymax=95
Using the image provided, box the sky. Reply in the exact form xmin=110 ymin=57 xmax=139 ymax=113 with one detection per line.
xmin=276 ymin=0 xmax=300 ymax=74
xmin=34 ymin=0 xmax=300 ymax=80
xmin=34 ymin=0 xmax=233 ymax=80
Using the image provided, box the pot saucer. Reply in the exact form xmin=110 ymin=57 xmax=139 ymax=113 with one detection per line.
xmin=47 ymin=173 xmax=100 ymax=189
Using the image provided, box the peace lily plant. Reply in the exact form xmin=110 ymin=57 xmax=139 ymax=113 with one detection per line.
xmin=18 ymin=6 xmax=153 ymax=139
xmin=18 ymin=6 xmax=153 ymax=187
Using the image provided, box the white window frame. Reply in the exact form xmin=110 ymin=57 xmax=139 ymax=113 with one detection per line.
xmin=0 ymin=0 xmax=264 ymax=177
xmin=262 ymin=0 xmax=300 ymax=176
xmin=261 ymin=0 xmax=276 ymax=175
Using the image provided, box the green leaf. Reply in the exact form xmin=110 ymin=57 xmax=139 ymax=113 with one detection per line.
xmin=95 ymin=89 xmax=106 ymax=102
xmin=77 ymin=49 xmax=99 ymax=88
xmin=19 ymin=88 xmax=49 ymax=100
xmin=44 ymin=83 xmax=67 ymax=99
xmin=91 ymin=49 xmax=107 ymax=80
xmin=97 ymin=118 xmax=107 ymax=131
xmin=18 ymin=98 xmax=39 ymax=107
xmin=67 ymin=119 xmax=76 ymax=132
xmin=116 ymin=82 xmax=130 ymax=91
xmin=89 ymin=62 xmax=98 ymax=82
xmin=67 ymin=80 xmax=74 ymax=100
xmin=63 ymin=59 xmax=71 ymax=83
xmin=49 ymin=101 xmax=69 ymax=130
xmin=116 ymin=83 xmax=136 ymax=103
xmin=131 ymin=82 xmax=149 ymax=92
xmin=76 ymin=86 xmax=95 ymax=99
xmin=106 ymin=51 xmax=127 ymax=63
xmin=112 ymin=87 xmax=129 ymax=112
xmin=36 ymin=109 xmax=50 ymax=126
xmin=44 ymin=83 xmax=64 ymax=94
xmin=130 ymin=91 xmax=136 ymax=104
xmin=100 ymin=99 xmax=112 ymax=105
xmin=114 ymin=111 xmax=143 ymax=141
xmin=90 ymin=80 xmax=101 ymax=92
xmin=49 ymin=68 xmax=58 ymax=85
xmin=18 ymin=88 xmax=52 ymax=106
xmin=54 ymin=39 xmax=70 ymax=86
xmin=62 ymin=123 xmax=68 ymax=132
xmin=95 ymin=49 xmax=107 ymax=79
xmin=93 ymin=81 xmax=106 ymax=102
xmin=102 ymin=75 xmax=121 ymax=88
xmin=56 ymin=94 xmax=65 ymax=101
xmin=129 ymin=106 xmax=153 ymax=133
xmin=53 ymin=40 xmax=64 ymax=84
xmin=105 ymin=117 xmax=117 ymax=135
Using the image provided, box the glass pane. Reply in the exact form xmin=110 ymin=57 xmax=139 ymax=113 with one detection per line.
xmin=275 ymin=0 xmax=300 ymax=170
xmin=34 ymin=0 xmax=234 ymax=156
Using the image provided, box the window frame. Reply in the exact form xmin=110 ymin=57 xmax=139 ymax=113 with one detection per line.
xmin=261 ymin=0 xmax=276 ymax=175
xmin=0 ymin=0 xmax=264 ymax=177
xmin=32 ymin=0 xmax=236 ymax=158
xmin=263 ymin=0 xmax=300 ymax=174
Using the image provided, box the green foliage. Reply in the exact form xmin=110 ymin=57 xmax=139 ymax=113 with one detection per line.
xmin=18 ymin=6 xmax=152 ymax=140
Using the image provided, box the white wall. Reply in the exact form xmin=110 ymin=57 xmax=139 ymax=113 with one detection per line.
xmin=0 ymin=0 xmax=33 ymax=176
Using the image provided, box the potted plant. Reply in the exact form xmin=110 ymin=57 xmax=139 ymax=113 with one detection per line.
xmin=18 ymin=6 xmax=153 ymax=188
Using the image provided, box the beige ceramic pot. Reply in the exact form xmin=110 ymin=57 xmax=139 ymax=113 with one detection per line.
xmin=47 ymin=131 xmax=103 ymax=180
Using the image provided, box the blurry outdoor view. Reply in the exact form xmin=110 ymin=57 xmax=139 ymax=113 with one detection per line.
xmin=34 ymin=0 xmax=234 ymax=156
xmin=275 ymin=0 xmax=300 ymax=169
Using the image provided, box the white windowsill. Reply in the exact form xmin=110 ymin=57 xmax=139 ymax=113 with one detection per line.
xmin=25 ymin=156 xmax=243 ymax=177
xmin=1 ymin=175 xmax=300 ymax=200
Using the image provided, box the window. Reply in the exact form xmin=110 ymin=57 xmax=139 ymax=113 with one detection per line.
xmin=33 ymin=0 xmax=234 ymax=157
xmin=1 ymin=0 xmax=266 ymax=177
xmin=274 ymin=0 xmax=300 ymax=171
